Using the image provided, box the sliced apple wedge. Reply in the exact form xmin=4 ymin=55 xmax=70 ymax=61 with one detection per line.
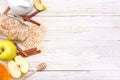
xmin=8 ymin=56 xmax=29 ymax=78
xmin=8 ymin=61 xmax=21 ymax=78
xmin=33 ymin=0 xmax=46 ymax=11
xmin=15 ymin=56 xmax=29 ymax=73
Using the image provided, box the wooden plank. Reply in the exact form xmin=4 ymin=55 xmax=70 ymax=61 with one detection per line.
xmin=1 ymin=0 xmax=120 ymax=16
xmin=37 ymin=0 xmax=120 ymax=16
xmin=36 ymin=16 xmax=120 ymax=42
xmin=38 ymin=16 xmax=120 ymax=39
xmin=0 ymin=0 xmax=7 ymax=13
xmin=25 ymin=71 xmax=120 ymax=80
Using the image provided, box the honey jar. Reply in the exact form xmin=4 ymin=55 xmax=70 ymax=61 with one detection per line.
xmin=0 ymin=64 xmax=9 ymax=80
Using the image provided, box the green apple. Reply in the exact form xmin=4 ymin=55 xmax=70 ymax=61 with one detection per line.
xmin=8 ymin=56 xmax=29 ymax=78
xmin=33 ymin=0 xmax=46 ymax=11
xmin=0 ymin=40 xmax=17 ymax=60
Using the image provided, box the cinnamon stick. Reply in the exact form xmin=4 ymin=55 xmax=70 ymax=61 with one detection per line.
xmin=17 ymin=50 xmax=41 ymax=57
xmin=28 ymin=10 xmax=40 ymax=18
xmin=17 ymin=48 xmax=36 ymax=55
xmin=3 ymin=6 xmax=10 ymax=14
xmin=17 ymin=48 xmax=41 ymax=57
xmin=22 ymin=48 xmax=37 ymax=53
xmin=32 ymin=50 xmax=41 ymax=55
xmin=14 ymin=43 xmax=28 ymax=56
xmin=22 ymin=16 xmax=40 ymax=26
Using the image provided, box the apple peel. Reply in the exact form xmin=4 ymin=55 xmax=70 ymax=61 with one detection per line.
xmin=0 ymin=40 xmax=17 ymax=61
xmin=33 ymin=0 xmax=46 ymax=11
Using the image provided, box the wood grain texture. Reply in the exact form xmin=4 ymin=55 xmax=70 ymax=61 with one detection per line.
xmin=26 ymin=16 xmax=120 ymax=70
xmin=36 ymin=0 xmax=120 ymax=16
xmin=1 ymin=0 xmax=120 ymax=16
xmin=0 ymin=0 xmax=120 ymax=80
xmin=26 ymin=71 xmax=120 ymax=80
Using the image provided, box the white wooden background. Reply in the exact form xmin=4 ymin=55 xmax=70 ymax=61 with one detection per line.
xmin=1 ymin=0 xmax=120 ymax=80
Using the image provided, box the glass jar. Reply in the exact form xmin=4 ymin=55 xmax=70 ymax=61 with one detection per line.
xmin=0 ymin=64 xmax=10 ymax=80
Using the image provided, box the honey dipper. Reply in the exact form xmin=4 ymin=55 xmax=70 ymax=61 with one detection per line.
xmin=20 ymin=63 xmax=47 ymax=80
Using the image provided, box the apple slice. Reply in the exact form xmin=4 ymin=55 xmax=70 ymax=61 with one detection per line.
xmin=8 ymin=56 xmax=29 ymax=78
xmin=15 ymin=56 xmax=29 ymax=73
xmin=8 ymin=61 xmax=21 ymax=78
xmin=33 ymin=0 xmax=46 ymax=11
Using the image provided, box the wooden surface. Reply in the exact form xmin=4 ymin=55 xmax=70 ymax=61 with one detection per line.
xmin=1 ymin=0 xmax=120 ymax=80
